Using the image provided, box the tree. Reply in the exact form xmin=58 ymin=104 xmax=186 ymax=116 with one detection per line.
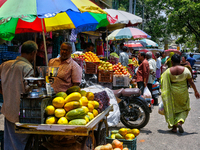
xmin=116 ymin=0 xmax=169 ymax=48
xmin=165 ymin=0 xmax=200 ymax=51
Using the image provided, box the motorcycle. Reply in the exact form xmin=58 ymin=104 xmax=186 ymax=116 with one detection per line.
xmin=192 ymin=67 xmax=197 ymax=80
xmin=152 ymin=79 xmax=160 ymax=105
xmin=113 ymin=88 xmax=153 ymax=129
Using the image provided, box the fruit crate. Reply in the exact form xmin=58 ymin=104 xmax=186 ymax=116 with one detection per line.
xmin=19 ymin=95 xmax=55 ymax=124
xmin=85 ymin=62 xmax=99 ymax=74
xmin=98 ymin=70 xmax=113 ymax=83
xmin=113 ymin=75 xmax=130 ymax=87
xmin=106 ymin=137 xmax=137 ymax=150
xmin=73 ymin=58 xmax=84 ymax=69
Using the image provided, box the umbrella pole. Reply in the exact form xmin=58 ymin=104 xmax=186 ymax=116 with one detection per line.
xmin=34 ymin=33 xmax=37 ymax=76
xmin=106 ymin=29 xmax=109 ymax=59
xmin=41 ymin=19 xmax=48 ymax=66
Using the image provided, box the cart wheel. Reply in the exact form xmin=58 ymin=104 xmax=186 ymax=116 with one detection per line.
xmin=25 ymin=135 xmax=47 ymax=150
xmin=96 ymin=120 xmax=108 ymax=146
xmin=82 ymin=134 xmax=96 ymax=150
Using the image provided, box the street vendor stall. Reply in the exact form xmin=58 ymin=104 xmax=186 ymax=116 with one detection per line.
xmin=15 ymin=65 xmax=120 ymax=149
xmin=15 ymin=104 xmax=113 ymax=149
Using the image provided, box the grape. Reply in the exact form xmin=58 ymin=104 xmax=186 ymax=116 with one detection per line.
xmin=94 ymin=91 xmax=110 ymax=113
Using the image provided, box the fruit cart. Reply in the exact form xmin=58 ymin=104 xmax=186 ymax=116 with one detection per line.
xmin=15 ymin=104 xmax=113 ymax=149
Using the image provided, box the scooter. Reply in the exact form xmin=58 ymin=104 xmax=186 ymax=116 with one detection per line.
xmin=152 ymin=79 xmax=160 ymax=105
xmin=192 ymin=67 xmax=197 ymax=80
xmin=113 ymin=88 xmax=153 ymax=129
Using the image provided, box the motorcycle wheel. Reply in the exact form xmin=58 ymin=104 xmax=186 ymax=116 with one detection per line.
xmin=153 ymin=97 xmax=158 ymax=105
xmin=120 ymin=102 xmax=150 ymax=129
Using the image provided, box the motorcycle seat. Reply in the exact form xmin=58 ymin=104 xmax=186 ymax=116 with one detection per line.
xmin=112 ymin=88 xmax=124 ymax=97
xmin=122 ymin=88 xmax=141 ymax=97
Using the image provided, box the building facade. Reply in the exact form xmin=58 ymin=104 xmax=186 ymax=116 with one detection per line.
xmin=90 ymin=0 xmax=112 ymax=9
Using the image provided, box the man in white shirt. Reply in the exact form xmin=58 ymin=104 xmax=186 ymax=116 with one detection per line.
xmin=146 ymin=52 xmax=156 ymax=95
xmin=155 ymin=52 xmax=162 ymax=81
xmin=119 ymin=46 xmax=129 ymax=66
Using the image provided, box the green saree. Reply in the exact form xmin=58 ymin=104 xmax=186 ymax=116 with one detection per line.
xmin=161 ymin=68 xmax=191 ymax=128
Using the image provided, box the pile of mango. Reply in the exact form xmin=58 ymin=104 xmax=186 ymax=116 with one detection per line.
xmin=110 ymin=128 xmax=140 ymax=140
xmin=45 ymin=86 xmax=99 ymax=125
xmin=98 ymin=60 xmax=113 ymax=71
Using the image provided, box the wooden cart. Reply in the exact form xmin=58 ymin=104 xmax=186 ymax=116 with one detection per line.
xmin=15 ymin=105 xmax=113 ymax=150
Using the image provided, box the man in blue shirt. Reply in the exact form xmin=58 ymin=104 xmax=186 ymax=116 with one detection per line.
xmin=187 ymin=53 xmax=196 ymax=67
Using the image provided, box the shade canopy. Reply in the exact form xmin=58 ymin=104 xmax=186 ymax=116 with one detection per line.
xmin=106 ymin=27 xmax=151 ymax=41
xmin=0 ymin=0 xmax=108 ymax=41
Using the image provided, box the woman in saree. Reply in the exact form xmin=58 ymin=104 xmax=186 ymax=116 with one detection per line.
xmin=161 ymin=54 xmax=200 ymax=133
xmin=165 ymin=52 xmax=174 ymax=68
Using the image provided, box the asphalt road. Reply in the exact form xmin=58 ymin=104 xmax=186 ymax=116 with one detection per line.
xmin=113 ymin=75 xmax=200 ymax=150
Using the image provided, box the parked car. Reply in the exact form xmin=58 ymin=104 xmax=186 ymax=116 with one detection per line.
xmin=185 ymin=53 xmax=200 ymax=71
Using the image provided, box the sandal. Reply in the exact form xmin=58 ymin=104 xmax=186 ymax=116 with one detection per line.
xmin=171 ymin=125 xmax=177 ymax=133
xmin=171 ymin=129 xmax=177 ymax=133
xmin=177 ymin=123 xmax=184 ymax=133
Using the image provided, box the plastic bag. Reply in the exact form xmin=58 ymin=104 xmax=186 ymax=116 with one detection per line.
xmin=158 ymin=101 xmax=164 ymax=115
xmin=82 ymin=85 xmax=120 ymax=127
xmin=143 ymin=86 xmax=152 ymax=98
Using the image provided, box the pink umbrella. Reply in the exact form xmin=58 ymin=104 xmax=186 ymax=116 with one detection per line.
xmin=139 ymin=49 xmax=156 ymax=59
xmin=165 ymin=49 xmax=181 ymax=56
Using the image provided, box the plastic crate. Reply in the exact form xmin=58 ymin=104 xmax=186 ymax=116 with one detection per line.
xmin=85 ymin=62 xmax=99 ymax=74
xmin=19 ymin=96 xmax=54 ymax=124
xmin=98 ymin=70 xmax=113 ymax=83
xmin=113 ymin=75 xmax=130 ymax=87
xmin=0 ymin=44 xmax=8 ymax=52
xmin=73 ymin=58 xmax=84 ymax=69
xmin=0 ymin=131 xmax=4 ymax=150
xmin=106 ymin=137 xmax=137 ymax=150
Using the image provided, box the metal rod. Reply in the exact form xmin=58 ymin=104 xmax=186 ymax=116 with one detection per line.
xmin=106 ymin=30 xmax=109 ymax=59
xmin=142 ymin=5 xmax=144 ymax=30
xmin=129 ymin=0 xmax=133 ymax=13
xmin=41 ymin=19 xmax=48 ymax=66
xmin=133 ymin=0 xmax=136 ymax=14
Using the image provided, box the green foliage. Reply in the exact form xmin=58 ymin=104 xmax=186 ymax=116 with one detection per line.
xmin=165 ymin=0 xmax=200 ymax=48
xmin=115 ymin=0 xmax=200 ymax=50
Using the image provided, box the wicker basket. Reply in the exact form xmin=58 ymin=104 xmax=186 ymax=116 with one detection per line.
xmin=98 ymin=70 xmax=114 ymax=83
xmin=85 ymin=62 xmax=99 ymax=74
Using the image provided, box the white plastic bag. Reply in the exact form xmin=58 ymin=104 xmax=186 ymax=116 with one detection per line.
xmin=143 ymin=86 xmax=152 ymax=98
xmin=158 ymin=101 xmax=164 ymax=115
xmin=82 ymin=85 xmax=120 ymax=127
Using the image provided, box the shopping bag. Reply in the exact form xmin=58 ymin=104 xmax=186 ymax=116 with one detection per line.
xmin=158 ymin=101 xmax=164 ymax=115
xmin=143 ymin=86 xmax=152 ymax=98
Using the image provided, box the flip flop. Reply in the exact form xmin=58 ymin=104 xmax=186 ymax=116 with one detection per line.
xmin=177 ymin=125 xmax=184 ymax=133
xmin=171 ymin=129 xmax=177 ymax=133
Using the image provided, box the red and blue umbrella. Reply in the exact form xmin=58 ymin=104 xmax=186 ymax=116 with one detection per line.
xmin=0 ymin=0 xmax=109 ymax=41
